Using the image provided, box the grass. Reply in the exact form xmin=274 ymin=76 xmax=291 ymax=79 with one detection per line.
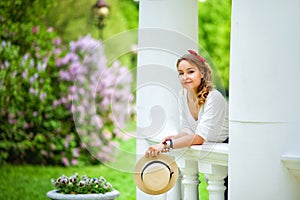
xmin=0 ymin=164 xmax=208 ymax=200
xmin=0 ymin=136 xmax=209 ymax=200
xmin=0 ymin=138 xmax=137 ymax=200
xmin=0 ymin=164 xmax=136 ymax=200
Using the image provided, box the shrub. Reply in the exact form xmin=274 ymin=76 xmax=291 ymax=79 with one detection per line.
xmin=0 ymin=31 xmax=133 ymax=165
xmin=0 ymin=26 xmax=76 ymax=165
xmin=56 ymin=35 xmax=134 ymax=163
xmin=0 ymin=0 xmax=55 ymax=55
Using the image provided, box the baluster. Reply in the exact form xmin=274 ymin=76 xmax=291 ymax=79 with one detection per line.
xmin=205 ymin=165 xmax=228 ymax=200
xmin=181 ymin=160 xmax=199 ymax=200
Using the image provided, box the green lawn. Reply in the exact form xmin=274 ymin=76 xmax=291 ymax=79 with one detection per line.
xmin=0 ymin=164 xmax=208 ymax=200
xmin=0 ymin=137 xmax=208 ymax=200
xmin=0 ymin=164 xmax=136 ymax=200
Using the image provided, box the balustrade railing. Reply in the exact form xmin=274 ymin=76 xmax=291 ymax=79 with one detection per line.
xmin=146 ymin=139 xmax=229 ymax=200
xmin=281 ymin=155 xmax=300 ymax=185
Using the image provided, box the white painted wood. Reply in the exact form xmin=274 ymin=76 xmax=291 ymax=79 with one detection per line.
xmin=167 ymin=143 xmax=228 ymax=200
xmin=205 ymin=165 xmax=227 ymax=200
xmin=181 ymin=160 xmax=199 ymax=200
xmin=230 ymin=0 xmax=300 ymax=123
xmin=136 ymin=0 xmax=198 ymax=199
xmin=230 ymin=1 xmax=300 ymax=199
xmin=281 ymin=155 xmax=300 ymax=185
xmin=205 ymin=176 xmax=225 ymax=200
xmin=135 ymin=0 xmax=300 ymax=199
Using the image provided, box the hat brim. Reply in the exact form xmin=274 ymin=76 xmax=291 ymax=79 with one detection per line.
xmin=134 ymin=154 xmax=179 ymax=195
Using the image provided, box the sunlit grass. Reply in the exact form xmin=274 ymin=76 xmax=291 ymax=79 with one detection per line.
xmin=0 ymin=135 xmax=209 ymax=200
xmin=0 ymin=163 xmax=136 ymax=200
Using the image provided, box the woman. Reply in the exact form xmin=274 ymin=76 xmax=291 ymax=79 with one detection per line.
xmin=145 ymin=50 xmax=229 ymax=157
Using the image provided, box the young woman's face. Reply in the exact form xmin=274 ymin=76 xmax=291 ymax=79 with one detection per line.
xmin=177 ymin=60 xmax=203 ymax=91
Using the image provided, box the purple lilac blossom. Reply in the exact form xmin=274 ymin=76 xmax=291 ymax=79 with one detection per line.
xmin=39 ymin=93 xmax=46 ymax=101
xmin=59 ymin=70 xmax=71 ymax=80
xmin=71 ymin=158 xmax=78 ymax=166
xmin=62 ymin=157 xmax=70 ymax=166
xmin=73 ymin=148 xmax=80 ymax=157
xmin=22 ymin=69 xmax=28 ymax=78
xmin=55 ymin=35 xmax=134 ymax=163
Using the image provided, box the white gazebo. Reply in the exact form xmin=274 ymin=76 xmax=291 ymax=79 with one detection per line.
xmin=135 ymin=0 xmax=300 ymax=200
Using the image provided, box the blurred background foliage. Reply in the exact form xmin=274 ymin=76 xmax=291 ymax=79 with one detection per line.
xmin=0 ymin=0 xmax=231 ymax=166
xmin=0 ymin=0 xmax=138 ymax=166
xmin=198 ymin=0 xmax=231 ymax=94
xmin=43 ymin=0 xmax=138 ymax=43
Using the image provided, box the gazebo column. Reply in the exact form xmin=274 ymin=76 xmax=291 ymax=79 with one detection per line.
xmin=230 ymin=0 xmax=300 ymax=199
xmin=135 ymin=0 xmax=198 ymax=199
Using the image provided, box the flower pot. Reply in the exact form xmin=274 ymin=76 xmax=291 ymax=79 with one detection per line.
xmin=46 ymin=189 xmax=120 ymax=200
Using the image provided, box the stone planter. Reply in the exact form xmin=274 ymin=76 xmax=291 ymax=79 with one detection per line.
xmin=46 ymin=189 xmax=120 ymax=200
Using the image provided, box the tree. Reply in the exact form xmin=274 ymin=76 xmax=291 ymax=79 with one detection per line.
xmin=198 ymin=0 xmax=231 ymax=94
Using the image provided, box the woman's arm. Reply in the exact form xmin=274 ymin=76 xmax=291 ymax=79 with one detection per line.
xmin=161 ymin=131 xmax=189 ymax=143
xmin=145 ymin=133 xmax=204 ymax=158
xmin=172 ymin=133 xmax=204 ymax=149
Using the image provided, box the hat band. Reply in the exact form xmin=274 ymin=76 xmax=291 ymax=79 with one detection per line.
xmin=141 ymin=160 xmax=174 ymax=182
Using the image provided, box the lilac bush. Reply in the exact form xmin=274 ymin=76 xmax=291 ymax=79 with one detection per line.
xmin=57 ymin=35 xmax=134 ymax=163
xmin=0 ymin=27 xmax=134 ymax=165
xmin=0 ymin=26 xmax=79 ymax=165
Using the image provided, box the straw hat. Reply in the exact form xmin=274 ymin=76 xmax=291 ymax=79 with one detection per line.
xmin=134 ymin=154 xmax=179 ymax=195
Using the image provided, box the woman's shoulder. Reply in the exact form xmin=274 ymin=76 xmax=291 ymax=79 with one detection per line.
xmin=206 ymin=89 xmax=227 ymax=104
xmin=209 ymin=88 xmax=224 ymax=97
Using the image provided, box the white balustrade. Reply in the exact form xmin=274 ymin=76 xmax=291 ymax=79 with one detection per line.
xmin=147 ymin=139 xmax=229 ymax=200
xmin=281 ymin=155 xmax=300 ymax=185
xmin=181 ymin=160 xmax=200 ymax=200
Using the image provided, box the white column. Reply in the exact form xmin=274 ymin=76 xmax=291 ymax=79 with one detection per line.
xmin=181 ymin=160 xmax=199 ymax=200
xmin=136 ymin=0 xmax=198 ymax=200
xmin=229 ymin=0 xmax=300 ymax=200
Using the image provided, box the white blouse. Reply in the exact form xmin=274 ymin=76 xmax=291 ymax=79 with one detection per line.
xmin=179 ymin=88 xmax=229 ymax=143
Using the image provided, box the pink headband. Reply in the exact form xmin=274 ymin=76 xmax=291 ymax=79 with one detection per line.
xmin=188 ymin=50 xmax=206 ymax=63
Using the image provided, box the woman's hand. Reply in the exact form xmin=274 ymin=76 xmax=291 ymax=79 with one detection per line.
xmin=145 ymin=143 xmax=164 ymax=158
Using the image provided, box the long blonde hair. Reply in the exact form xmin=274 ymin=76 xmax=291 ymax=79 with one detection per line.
xmin=177 ymin=53 xmax=214 ymax=108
